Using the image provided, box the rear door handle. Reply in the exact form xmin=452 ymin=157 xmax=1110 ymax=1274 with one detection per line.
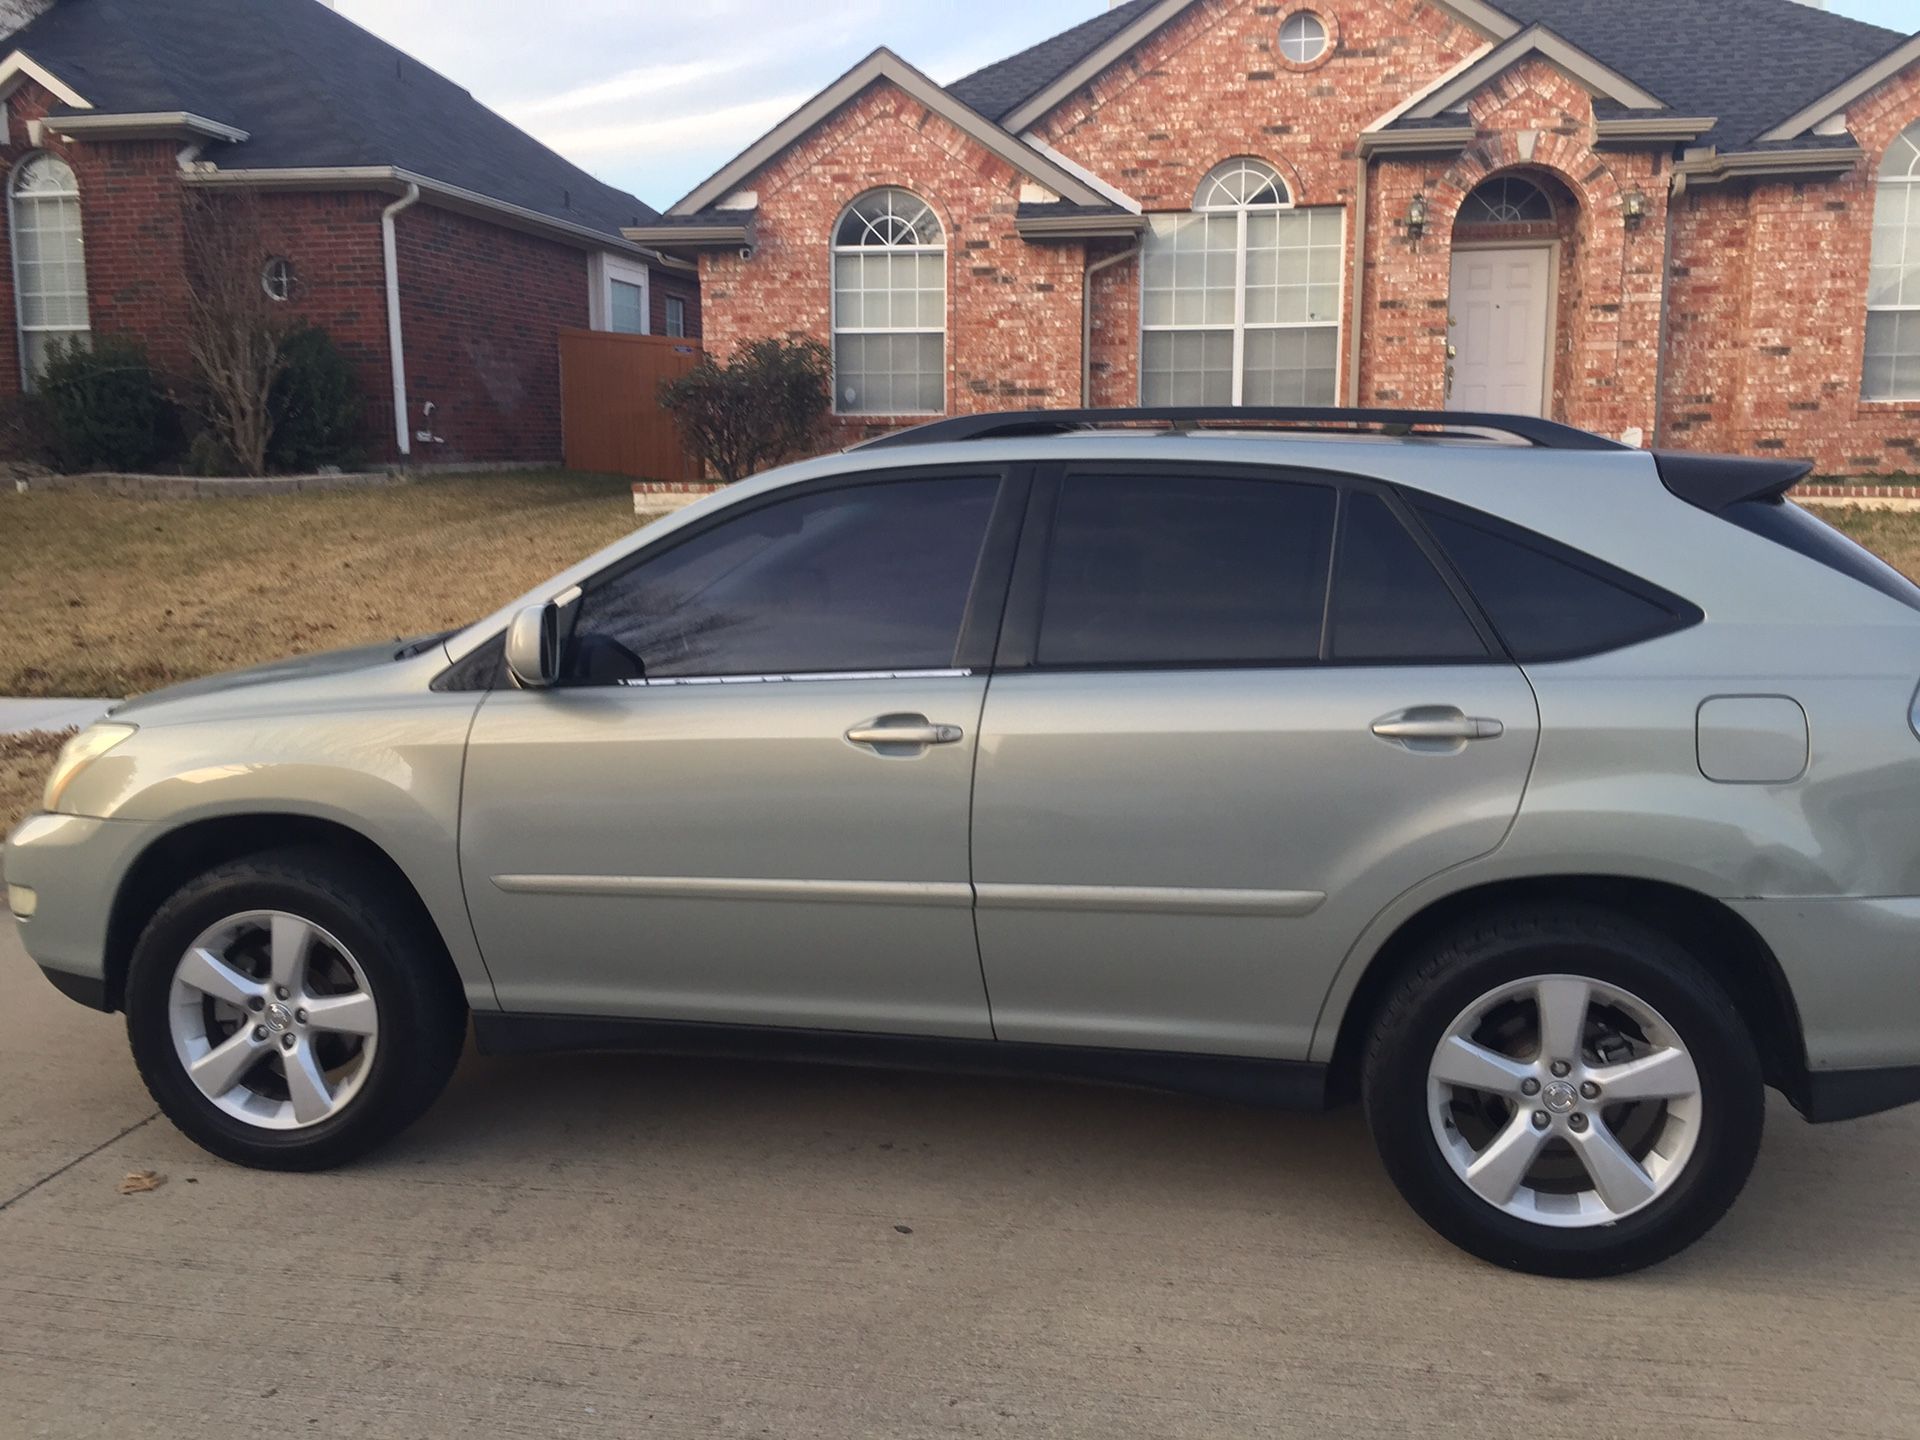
xmin=1371 ymin=707 xmax=1504 ymax=747
xmin=846 ymin=714 xmax=965 ymax=752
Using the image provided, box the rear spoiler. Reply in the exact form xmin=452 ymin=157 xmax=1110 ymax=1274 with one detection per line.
xmin=1654 ymin=451 xmax=1813 ymax=513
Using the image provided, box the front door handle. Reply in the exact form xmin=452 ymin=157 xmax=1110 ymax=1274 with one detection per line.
xmin=846 ymin=714 xmax=965 ymax=753
xmin=1372 ymin=706 xmax=1504 ymax=749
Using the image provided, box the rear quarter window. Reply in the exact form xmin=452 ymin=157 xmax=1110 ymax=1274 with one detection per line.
xmin=1410 ymin=498 xmax=1701 ymax=662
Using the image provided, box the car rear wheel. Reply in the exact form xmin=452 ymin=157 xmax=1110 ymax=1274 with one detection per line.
xmin=1363 ymin=906 xmax=1764 ymax=1277
xmin=125 ymin=848 xmax=466 ymax=1170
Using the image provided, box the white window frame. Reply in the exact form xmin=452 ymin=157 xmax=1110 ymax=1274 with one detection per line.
xmin=830 ymin=187 xmax=947 ymax=417
xmin=1278 ymin=12 xmax=1329 ymax=65
xmin=1139 ymin=159 xmax=1346 ymax=407
xmin=1866 ymin=120 xmax=1920 ymax=402
xmin=589 ymin=252 xmax=651 ymax=334
xmin=9 ymin=151 xmax=90 ymax=391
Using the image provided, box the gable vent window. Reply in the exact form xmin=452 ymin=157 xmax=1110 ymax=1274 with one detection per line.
xmin=1142 ymin=158 xmax=1343 ymax=406
xmin=832 ymin=188 xmax=945 ymax=416
xmin=1867 ymin=120 xmax=1920 ymax=401
xmin=261 ymin=257 xmax=296 ymax=303
xmin=9 ymin=153 xmax=90 ymax=389
xmin=1278 ymin=11 xmax=1329 ymax=65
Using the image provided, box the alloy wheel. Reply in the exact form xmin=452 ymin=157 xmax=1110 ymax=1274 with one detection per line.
xmin=167 ymin=910 xmax=380 ymax=1130
xmin=1426 ymin=973 xmax=1703 ymax=1227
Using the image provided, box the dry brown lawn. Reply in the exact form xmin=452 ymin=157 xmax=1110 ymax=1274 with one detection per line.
xmin=1821 ymin=506 xmax=1920 ymax=583
xmin=0 ymin=471 xmax=657 ymax=697
xmin=1 ymin=730 xmax=69 ymax=838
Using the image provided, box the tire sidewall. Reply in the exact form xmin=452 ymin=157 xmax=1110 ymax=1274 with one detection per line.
xmin=1367 ymin=925 xmax=1764 ymax=1277
xmin=125 ymin=866 xmax=434 ymax=1169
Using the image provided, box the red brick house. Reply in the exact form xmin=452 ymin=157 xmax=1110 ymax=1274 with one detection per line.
xmin=633 ymin=0 xmax=1920 ymax=473
xmin=0 ymin=0 xmax=699 ymax=466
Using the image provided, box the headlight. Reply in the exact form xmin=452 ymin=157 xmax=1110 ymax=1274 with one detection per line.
xmin=42 ymin=723 xmax=137 ymax=813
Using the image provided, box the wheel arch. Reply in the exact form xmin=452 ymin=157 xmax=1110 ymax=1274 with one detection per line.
xmin=101 ymin=813 xmax=470 ymax=1013
xmin=1321 ymin=875 xmax=1810 ymax=1112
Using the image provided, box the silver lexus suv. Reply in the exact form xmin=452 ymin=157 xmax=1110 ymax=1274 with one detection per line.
xmin=11 ymin=406 xmax=1920 ymax=1277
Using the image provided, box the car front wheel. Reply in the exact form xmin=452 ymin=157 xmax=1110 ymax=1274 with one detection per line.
xmin=1363 ymin=907 xmax=1765 ymax=1277
xmin=124 ymin=848 xmax=466 ymax=1170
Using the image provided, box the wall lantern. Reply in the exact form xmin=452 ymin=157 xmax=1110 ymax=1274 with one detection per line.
xmin=1405 ymin=191 xmax=1429 ymax=242
xmin=1622 ymin=188 xmax=1648 ymax=230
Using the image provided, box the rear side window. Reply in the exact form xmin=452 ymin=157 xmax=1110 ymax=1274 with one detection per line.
xmin=1412 ymin=500 xmax=1697 ymax=661
xmin=1037 ymin=473 xmax=1335 ymax=666
xmin=1329 ymin=493 xmax=1489 ymax=662
xmin=1724 ymin=498 xmax=1920 ymax=614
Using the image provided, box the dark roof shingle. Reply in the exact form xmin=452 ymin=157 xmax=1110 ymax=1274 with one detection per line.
xmin=949 ymin=0 xmax=1156 ymax=122
xmin=6 ymin=0 xmax=658 ymax=240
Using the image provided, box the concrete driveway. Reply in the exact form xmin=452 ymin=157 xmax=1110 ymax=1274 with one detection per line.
xmin=2 ymin=921 xmax=1918 ymax=1439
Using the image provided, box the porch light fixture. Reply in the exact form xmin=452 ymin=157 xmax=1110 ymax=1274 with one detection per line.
xmin=1622 ymin=188 xmax=1648 ymax=230
xmin=1405 ymin=192 xmax=1428 ymax=242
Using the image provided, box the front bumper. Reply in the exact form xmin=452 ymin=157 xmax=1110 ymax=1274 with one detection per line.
xmin=4 ymin=810 xmax=158 ymax=1012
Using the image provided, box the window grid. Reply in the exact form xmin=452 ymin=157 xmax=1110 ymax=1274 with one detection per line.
xmin=1278 ymin=11 xmax=1328 ymax=64
xmin=1142 ymin=159 xmax=1342 ymax=406
xmin=1867 ymin=122 xmax=1920 ymax=402
xmin=9 ymin=153 xmax=89 ymax=388
xmin=832 ymin=188 xmax=945 ymax=416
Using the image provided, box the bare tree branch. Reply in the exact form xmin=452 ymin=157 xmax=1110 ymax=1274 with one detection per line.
xmin=180 ymin=190 xmax=293 ymax=476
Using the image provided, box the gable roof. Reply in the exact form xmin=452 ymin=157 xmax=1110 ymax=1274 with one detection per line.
xmin=665 ymin=48 xmax=1111 ymax=216
xmin=2 ymin=0 xmax=660 ymax=243
xmin=950 ymin=0 xmax=1909 ymax=156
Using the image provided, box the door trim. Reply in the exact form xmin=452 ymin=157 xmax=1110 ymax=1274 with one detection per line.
xmin=976 ymin=882 xmax=1326 ymax=917
xmin=490 ymin=874 xmax=975 ymax=907
xmin=1447 ymin=239 xmax=1558 ymax=417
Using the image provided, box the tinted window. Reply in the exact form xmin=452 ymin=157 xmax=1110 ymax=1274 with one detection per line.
xmin=1037 ymin=473 xmax=1335 ymax=666
xmin=1726 ymin=498 xmax=1920 ymax=614
xmin=572 ymin=475 xmax=998 ymax=679
xmin=1414 ymin=502 xmax=1692 ymax=661
xmin=1329 ymin=493 xmax=1489 ymax=662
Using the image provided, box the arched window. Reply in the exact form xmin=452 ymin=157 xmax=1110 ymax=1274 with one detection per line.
xmin=1142 ymin=158 xmax=1342 ymax=406
xmin=1456 ymin=174 xmax=1555 ymax=226
xmin=1867 ymin=120 xmax=1920 ymax=401
xmin=9 ymin=153 xmax=90 ymax=388
xmin=831 ymin=188 xmax=945 ymax=415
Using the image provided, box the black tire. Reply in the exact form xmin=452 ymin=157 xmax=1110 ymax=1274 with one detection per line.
xmin=124 ymin=847 xmax=467 ymax=1171
xmin=1363 ymin=905 xmax=1764 ymax=1278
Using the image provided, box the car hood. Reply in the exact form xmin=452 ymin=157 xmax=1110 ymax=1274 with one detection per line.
xmin=110 ymin=638 xmax=425 ymax=722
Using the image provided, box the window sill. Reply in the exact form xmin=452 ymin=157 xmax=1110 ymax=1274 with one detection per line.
xmin=1857 ymin=399 xmax=1920 ymax=413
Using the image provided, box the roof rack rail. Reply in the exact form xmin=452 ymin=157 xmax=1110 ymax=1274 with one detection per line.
xmin=856 ymin=406 xmax=1628 ymax=452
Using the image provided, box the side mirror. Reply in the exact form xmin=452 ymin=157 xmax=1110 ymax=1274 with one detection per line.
xmin=504 ymin=602 xmax=560 ymax=689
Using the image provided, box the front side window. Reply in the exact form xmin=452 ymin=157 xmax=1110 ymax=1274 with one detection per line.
xmin=1036 ymin=472 xmax=1336 ymax=667
xmin=1142 ymin=159 xmax=1342 ymax=406
xmin=1867 ymin=120 xmax=1920 ymax=401
xmin=832 ymin=188 xmax=945 ymax=416
xmin=569 ymin=474 xmax=998 ymax=681
xmin=609 ymin=279 xmax=647 ymax=334
xmin=9 ymin=152 xmax=90 ymax=388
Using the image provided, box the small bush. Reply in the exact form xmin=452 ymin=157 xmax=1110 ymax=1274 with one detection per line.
xmin=268 ymin=324 xmax=363 ymax=472
xmin=659 ymin=337 xmax=831 ymax=483
xmin=36 ymin=336 xmax=175 ymax=472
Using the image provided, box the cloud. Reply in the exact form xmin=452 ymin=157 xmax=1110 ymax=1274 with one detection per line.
xmin=522 ymin=91 xmax=814 ymax=164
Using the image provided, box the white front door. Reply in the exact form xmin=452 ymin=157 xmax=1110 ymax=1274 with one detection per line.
xmin=1448 ymin=246 xmax=1552 ymax=416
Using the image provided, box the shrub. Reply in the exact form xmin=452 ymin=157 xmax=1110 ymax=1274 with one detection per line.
xmin=268 ymin=325 xmax=363 ymax=471
xmin=35 ymin=336 xmax=175 ymax=472
xmin=659 ymin=337 xmax=831 ymax=483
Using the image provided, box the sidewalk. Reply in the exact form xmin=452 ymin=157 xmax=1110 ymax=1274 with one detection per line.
xmin=0 ymin=698 xmax=113 ymax=735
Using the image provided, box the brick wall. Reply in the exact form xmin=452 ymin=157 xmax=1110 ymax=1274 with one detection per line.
xmin=697 ymin=79 xmax=1088 ymax=441
xmin=1661 ymin=66 xmax=1920 ymax=473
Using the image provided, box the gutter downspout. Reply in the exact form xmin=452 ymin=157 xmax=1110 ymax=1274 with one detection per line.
xmin=1346 ymin=153 xmax=1368 ymax=407
xmin=1651 ymin=162 xmax=1684 ymax=449
xmin=1083 ymin=241 xmax=1140 ymax=406
xmin=381 ymin=182 xmax=421 ymax=460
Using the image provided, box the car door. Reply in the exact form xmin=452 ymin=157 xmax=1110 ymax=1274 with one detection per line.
xmin=970 ymin=464 xmax=1540 ymax=1059
xmin=460 ymin=466 xmax=1025 ymax=1036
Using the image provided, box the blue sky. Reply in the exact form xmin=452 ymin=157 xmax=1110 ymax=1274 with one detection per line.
xmin=331 ymin=0 xmax=1916 ymax=211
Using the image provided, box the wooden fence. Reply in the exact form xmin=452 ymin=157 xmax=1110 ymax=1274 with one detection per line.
xmin=558 ymin=329 xmax=705 ymax=481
